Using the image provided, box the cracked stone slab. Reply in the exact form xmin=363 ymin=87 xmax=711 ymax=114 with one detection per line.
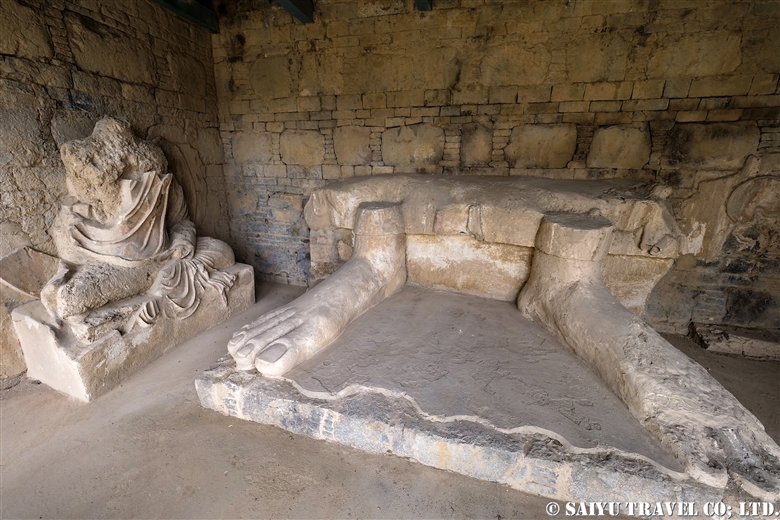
xmin=197 ymin=287 xmax=720 ymax=502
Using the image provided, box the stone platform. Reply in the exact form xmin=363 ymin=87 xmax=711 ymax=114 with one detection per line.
xmin=197 ymin=287 xmax=720 ymax=503
xmin=14 ymin=263 xmax=254 ymax=402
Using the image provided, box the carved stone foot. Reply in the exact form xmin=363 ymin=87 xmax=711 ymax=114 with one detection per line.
xmin=229 ymin=202 xmax=407 ymax=376
xmin=518 ymin=212 xmax=780 ymax=500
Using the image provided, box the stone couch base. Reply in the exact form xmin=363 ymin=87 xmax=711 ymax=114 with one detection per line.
xmin=13 ymin=263 xmax=254 ymax=402
xmin=196 ymin=357 xmax=720 ymax=504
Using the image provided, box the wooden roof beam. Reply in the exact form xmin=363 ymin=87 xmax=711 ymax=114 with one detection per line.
xmin=276 ymin=0 xmax=315 ymax=24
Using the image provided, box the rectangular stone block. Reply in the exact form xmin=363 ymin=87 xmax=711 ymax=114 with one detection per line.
xmin=676 ymin=111 xmax=708 ymax=122
xmin=489 ymin=86 xmax=517 ymax=104
xmin=551 ymin=83 xmax=586 ymax=102
xmin=589 ymin=100 xmax=622 ymax=112
xmin=516 ymin=85 xmax=552 ymax=103
xmin=632 ymin=80 xmax=665 ymax=99
xmin=407 ymin=235 xmax=532 ymax=301
xmin=452 ymin=86 xmax=489 ymax=105
xmin=387 ymin=90 xmax=425 ymax=107
xmin=699 ymin=97 xmax=730 ymax=110
xmin=362 ymin=93 xmax=386 ymax=109
xmin=669 ymin=98 xmax=700 ymax=111
xmin=584 ymin=81 xmax=633 ymax=101
xmin=663 ymin=78 xmax=691 ymax=98
xmin=594 ymin=112 xmax=633 ymax=125
xmin=558 ymin=101 xmax=589 ymax=112
xmin=622 ymin=98 xmax=669 ymax=111
xmin=706 ymin=109 xmax=743 ymax=121
xmin=729 ymin=95 xmax=780 ymax=108
xmin=13 ymin=264 xmax=254 ymax=402
xmin=689 ymin=76 xmax=752 ymax=97
xmin=337 ymin=94 xmax=362 ymax=110
xmin=424 ymin=89 xmax=450 ymax=106
xmin=296 ymin=96 xmax=321 ymax=112
xmin=749 ymin=75 xmax=779 ymax=96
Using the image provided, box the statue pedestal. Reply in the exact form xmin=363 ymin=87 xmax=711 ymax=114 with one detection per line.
xmin=197 ymin=286 xmax=721 ymax=504
xmin=13 ymin=263 xmax=254 ymax=402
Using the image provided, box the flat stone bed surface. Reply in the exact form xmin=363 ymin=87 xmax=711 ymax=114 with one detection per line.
xmin=287 ymin=286 xmax=682 ymax=471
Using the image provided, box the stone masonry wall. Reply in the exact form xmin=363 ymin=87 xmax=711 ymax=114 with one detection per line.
xmin=0 ymin=0 xmax=227 ymax=386
xmin=0 ymin=0 xmax=229 ymax=257
xmin=213 ymin=0 xmax=779 ymax=332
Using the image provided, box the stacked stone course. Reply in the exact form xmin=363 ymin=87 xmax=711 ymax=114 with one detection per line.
xmin=0 ymin=0 xmax=227 ymax=386
xmin=215 ymin=0 xmax=779 ymax=332
xmin=1 ymin=0 xmax=228 ymax=256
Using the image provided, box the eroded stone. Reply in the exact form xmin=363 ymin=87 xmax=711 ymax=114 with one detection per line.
xmin=15 ymin=118 xmax=254 ymax=400
xmin=587 ymin=124 xmax=651 ymax=170
xmin=334 ymin=126 xmax=372 ymax=166
xmin=460 ymin=123 xmax=492 ymax=167
xmin=663 ymin=122 xmax=760 ymax=170
xmin=505 ymin=124 xmax=577 ymax=169
xmin=381 ymin=125 xmax=444 ymax=166
xmin=280 ymin=130 xmax=324 ymax=167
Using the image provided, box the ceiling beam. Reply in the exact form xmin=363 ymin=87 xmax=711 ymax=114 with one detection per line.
xmin=276 ymin=0 xmax=315 ymax=24
xmin=415 ymin=0 xmax=432 ymax=11
xmin=149 ymin=0 xmax=219 ymax=33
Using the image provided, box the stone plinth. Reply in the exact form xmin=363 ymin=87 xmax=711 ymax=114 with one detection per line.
xmin=0 ymin=247 xmax=59 ymax=389
xmin=14 ymin=263 xmax=254 ymax=402
xmin=197 ymin=287 xmax=721 ymax=503
xmin=197 ymin=359 xmax=718 ymax=505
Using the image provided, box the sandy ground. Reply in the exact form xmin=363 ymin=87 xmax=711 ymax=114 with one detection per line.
xmin=2 ymin=282 xmax=777 ymax=518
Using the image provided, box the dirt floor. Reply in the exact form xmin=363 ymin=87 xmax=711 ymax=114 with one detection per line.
xmin=2 ymin=282 xmax=778 ymax=519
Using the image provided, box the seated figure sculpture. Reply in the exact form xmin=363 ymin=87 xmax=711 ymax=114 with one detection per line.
xmin=41 ymin=118 xmax=236 ymax=342
xmin=227 ymin=174 xmax=780 ymax=501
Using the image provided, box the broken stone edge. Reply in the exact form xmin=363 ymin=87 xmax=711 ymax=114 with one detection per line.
xmin=196 ymin=356 xmax=722 ymax=504
xmin=13 ymin=264 xmax=254 ymax=402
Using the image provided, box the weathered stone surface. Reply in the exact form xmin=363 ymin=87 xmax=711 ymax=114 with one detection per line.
xmin=14 ymin=264 xmax=254 ymax=402
xmin=197 ymin=128 xmax=224 ymax=166
xmin=50 ymin=112 xmax=96 ymax=147
xmin=168 ymin=52 xmax=207 ymax=98
xmin=64 ymin=12 xmax=155 ymax=85
xmin=381 ymin=124 xmax=444 ymax=166
xmin=587 ymin=124 xmax=651 ymax=170
xmin=0 ymin=109 xmax=44 ymax=167
xmin=407 ymin=235 xmax=531 ymax=301
xmin=480 ymin=45 xmax=550 ymax=87
xmin=460 ymin=123 xmax=492 ymax=167
xmin=299 ymin=54 xmax=344 ymax=96
xmin=505 ymin=124 xmax=577 ymax=168
xmin=333 ymin=126 xmax=372 ymax=165
xmin=662 ymin=122 xmax=760 ymax=170
xmin=249 ymin=56 xmax=292 ymax=99
xmin=280 ymin=130 xmax=324 ymax=167
xmin=690 ymin=324 xmax=780 ymax=360
xmin=519 ymin=213 xmax=780 ymax=498
xmin=0 ymin=246 xmax=59 ymax=389
xmin=232 ymin=131 xmax=274 ymax=163
xmin=647 ymin=31 xmax=742 ymax=79
xmin=0 ymin=0 xmax=53 ymax=59
xmin=197 ymin=354 xmax=719 ymax=504
xmin=602 ymin=255 xmax=674 ymax=315
xmin=0 ymin=222 xmax=31 ymax=258
xmin=566 ymin=33 xmax=629 ymax=83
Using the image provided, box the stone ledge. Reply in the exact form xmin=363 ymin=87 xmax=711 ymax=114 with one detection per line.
xmin=196 ymin=357 xmax=721 ymax=504
xmin=13 ymin=263 xmax=255 ymax=402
